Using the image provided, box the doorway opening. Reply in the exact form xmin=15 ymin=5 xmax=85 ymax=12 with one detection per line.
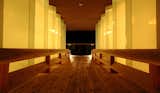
xmin=66 ymin=31 xmax=95 ymax=55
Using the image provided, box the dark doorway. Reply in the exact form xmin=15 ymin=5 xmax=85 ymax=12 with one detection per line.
xmin=66 ymin=31 xmax=95 ymax=55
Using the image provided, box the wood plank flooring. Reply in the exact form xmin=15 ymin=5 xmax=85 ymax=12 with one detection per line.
xmin=9 ymin=55 xmax=146 ymax=93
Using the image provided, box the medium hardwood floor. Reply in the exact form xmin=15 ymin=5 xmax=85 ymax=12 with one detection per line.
xmin=9 ymin=55 xmax=146 ymax=93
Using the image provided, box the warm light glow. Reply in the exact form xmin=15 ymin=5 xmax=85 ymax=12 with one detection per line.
xmin=88 ymin=55 xmax=92 ymax=62
xmin=104 ymin=31 xmax=112 ymax=36
xmin=69 ymin=55 xmax=75 ymax=63
xmin=49 ymin=29 xmax=58 ymax=34
xmin=148 ymin=18 xmax=156 ymax=25
xmin=67 ymin=43 xmax=72 ymax=46
xmin=78 ymin=2 xmax=84 ymax=7
xmin=91 ymin=43 xmax=95 ymax=46
xmin=69 ymin=55 xmax=92 ymax=63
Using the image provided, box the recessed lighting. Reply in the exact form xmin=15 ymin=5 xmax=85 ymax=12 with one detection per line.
xmin=78 ymin=2 xmax=84 ymax=7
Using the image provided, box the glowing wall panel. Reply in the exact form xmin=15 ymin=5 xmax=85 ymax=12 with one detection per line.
xmin=112 ymin=0 xmax=127 ymax=65
xmin=34 ymin=0 xmax=48 ymax=64
xmin=131 ymin=0 xmax=156 ymax=72
xmin=96 ymin=7 xmax=113 ymax=49
xmin=3 ymin=0 xmax=51 ymax=71
xmin=132 ymin=0 xmax=156 ymax=49
xmin=101 ymin=14 xmax=106 ymax=49
xmin=104 ymin=7 xmax=113 ymax=49
xmin=0 ymin=0 xmax=3 ymax=48
xmin=1 ymin=0 xmax=66 ymax=72
xmin=96 ymin=22 xmax=100 ymax=49
xmin=112 ymin=0 xmax=156 ymax=72
xmin=3 ymin=0 xmax=30 ymax=72
xmin=61 ymin=21 xmax=66 ymax=49
xmin=3 ymin=0 xmax=29 ymax=48
xmin=113 ymin=0 xmax=126 ymax=49
xmin=96 ymin=0 xmax=156 ymax=72
xmin=48 ymin=6 xmax=56 ymax=49
xmin=48 ymin=5 xmax=66 ymax=58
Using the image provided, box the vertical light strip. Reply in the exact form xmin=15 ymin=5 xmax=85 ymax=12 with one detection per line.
xmin=0 ymin=0 xmax=3 ymax=48
xmin=64 ymin=24 xmax=66 ymax=49
xmin=95 ymin=23 xmax=98 ymax=49
xmin=44 ymin=0 xmax=48 ymax=48
xmin=125 ymin=0 xmax=132 ymax=49
xmin=60 ymin=19 xmax=62 ymax=49
xmin=28 ymin=0 xmax=35 ymax=65
xmin=112 ymin=0 xmax=117 ymax=49
xmin=56 ymin=14 xmax=61 ymax=49
xmin=28 ymin=0 xmax=35 ymax=49
xmin=125 ymin=0 xmax=132 ymax=66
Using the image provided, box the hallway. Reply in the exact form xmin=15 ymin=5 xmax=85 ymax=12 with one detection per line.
xmin=9 ymin=56 xmax=145 ymax=93
xmin=0 ymin=0 xmax=160 ymax=93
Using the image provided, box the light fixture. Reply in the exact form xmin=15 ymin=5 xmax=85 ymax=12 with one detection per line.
xmin=67 ymin=43 xmax=72 ymax=46
xmin=78 ymin=2 xmax=84 ymax=7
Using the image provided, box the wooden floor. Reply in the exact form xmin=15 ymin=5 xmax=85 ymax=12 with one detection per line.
xmin=9 ymin=55 xmax=146 ymax=93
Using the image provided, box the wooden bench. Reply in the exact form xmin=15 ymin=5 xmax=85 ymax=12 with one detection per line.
xmin=92 ymin=49 xmax=160 ymax=93
xmin=0 ymin=48 xmax=70 ymax=93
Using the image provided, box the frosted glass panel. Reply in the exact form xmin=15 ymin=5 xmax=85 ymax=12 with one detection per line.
xmin=132 ymin=0 xmax=156 ymax=49
xmin=95 ymin=0 xmax=157 ymax=72
xmin=131 ymin=0 xmax=156 ymax=73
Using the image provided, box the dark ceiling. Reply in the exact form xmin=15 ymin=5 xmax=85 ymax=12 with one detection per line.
xmin=49 ymin=0 xmax=112 ymax=31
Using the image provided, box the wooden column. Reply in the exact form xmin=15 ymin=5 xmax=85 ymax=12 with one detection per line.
xmin=110 ymin=56 xmax=115 ymax=73
xmin=45 ymin=56 xmax=51 ymax=72
xmin=0 ymin=63 xmax=9 ymax=93
xmin=110 ymin=56 xmax=115 ymax=65
xmin=149 ymin=64 xmax=160 ymax=93
xmin=100 ymin=53 xmax=102 ymax=59
xmin=92 ymin=54 xmax=95 ymax=61
xmin=94 ymin=53 xmax=97 ymax=61
xmin=59 ymin=53 xmax=62 ymax=64
xmin=67 ymin=52 xmax=70 ymax=62
xmin=59 ymin=53 xmax=62 ymax=59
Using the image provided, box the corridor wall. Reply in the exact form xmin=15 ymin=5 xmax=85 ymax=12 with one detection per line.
xmin=96 ymin=6 xmax=113 ymax=49
xmin=1 ymin=0 xmax=66 ymax=72
xmin=0 ymin=0 xmax=3 ymax=48
xmin=130 ymin=0 xmax=156 ymax=72
xmin=48 ymin=7 xmax=66 ymax=59
xmin=3 ymin=0 xmax=33 ymax=72
xmin=61 ymin=20 xmax=66 ymax=49
xmin=48 ymin=6 xmax=57 ymax=49
xmin=55 ymin=15 xmax=67 ymax=49
xmin=34 ymin=0 xmax=49 ymax=64
xmin=96 ymin=0 xmax=156 ymax=73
